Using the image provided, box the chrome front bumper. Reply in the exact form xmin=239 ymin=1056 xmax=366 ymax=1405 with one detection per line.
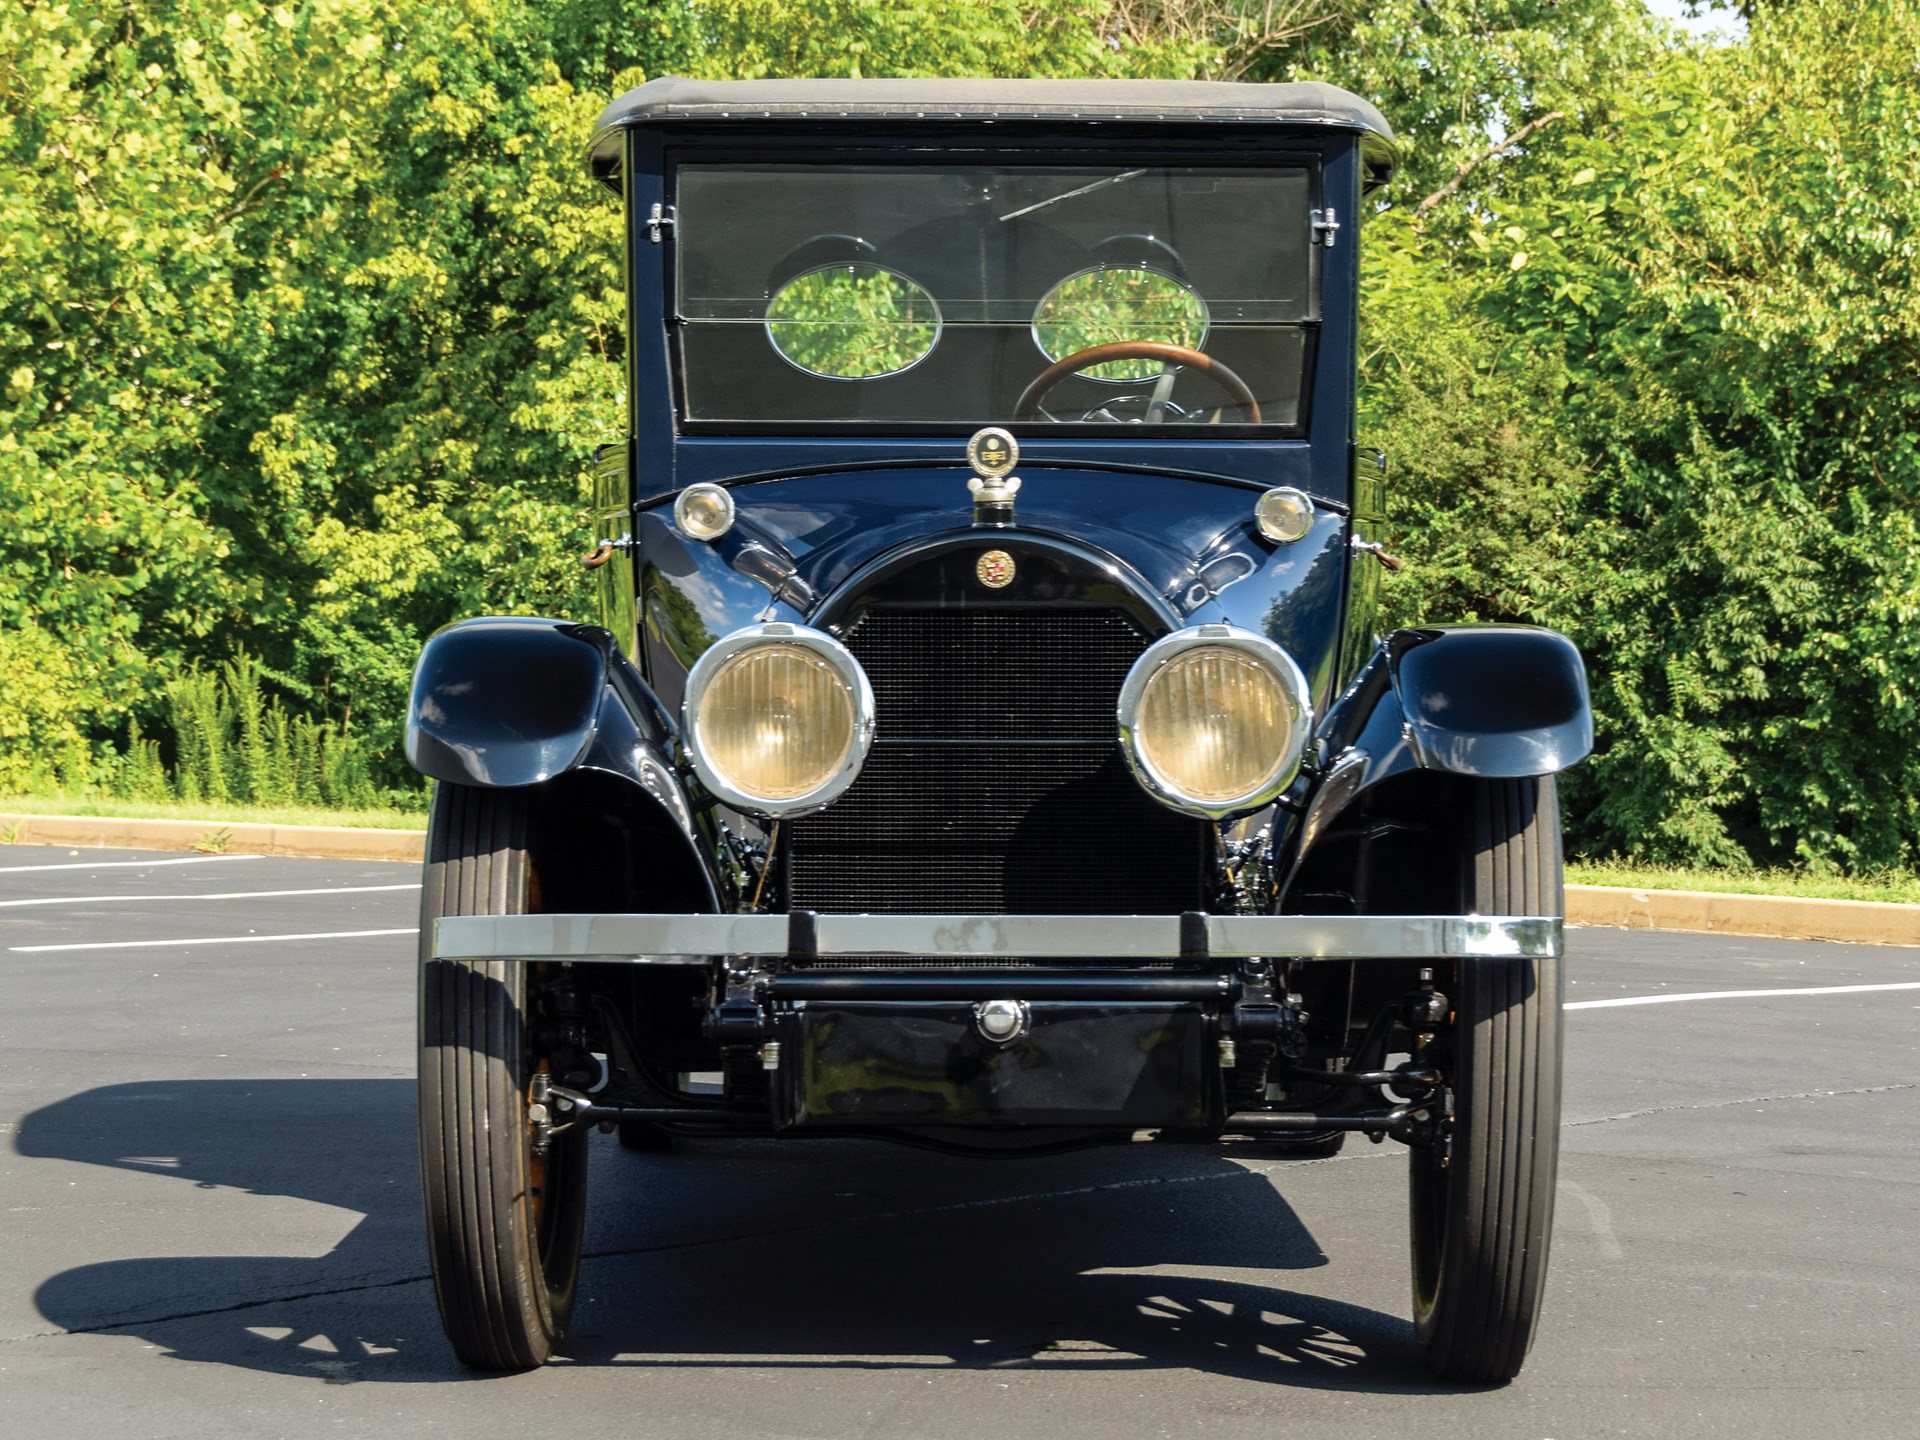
xmin=432 ymin=912 xmax=1562 ymax=964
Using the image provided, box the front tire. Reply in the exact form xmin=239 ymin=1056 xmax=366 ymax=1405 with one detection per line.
xmin=418 ymin=783 xmax=588 ymax=1370
xmin=1410 ymin=777 xmax=1563 ymax=1382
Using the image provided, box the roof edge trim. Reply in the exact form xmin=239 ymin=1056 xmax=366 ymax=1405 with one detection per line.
xmin=586 ymin=76 xmax=1396 ymax=183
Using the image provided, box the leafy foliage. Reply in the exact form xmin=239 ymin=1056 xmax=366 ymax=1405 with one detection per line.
xmin=766 ymin=265 xmax=940 ymax=379
xmin=651 ymin=0 xmax=1216 ymax=80
xmin=1034 ymin=267 xmax=1209 ymax=378
xmin=160 ymin=655 xmax=399 ymax=808
xmin=1375 ymin=0 xmax=1920 ymax=870
xmin=0 ymin=0 xmax=1203 ymax=798
xmin=2 ymin=0 xmax=617 ymax=789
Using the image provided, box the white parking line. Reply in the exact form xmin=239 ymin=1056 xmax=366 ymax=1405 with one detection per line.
xmin=0 ymin=855 xmax=265 ymax=875
xmin=0 ymin=883 xmax=421 ymax=908
xmin=1567 ymin=981 xmax=1920 ymax=1010
xmin=10 ymin=927 xmax=420 ymax=953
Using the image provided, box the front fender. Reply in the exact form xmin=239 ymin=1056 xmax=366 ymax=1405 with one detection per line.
xmin=407 ymin=617 xmax=635 ymax=787
xmin=407 ymin=616 xmax=720 ymax=904
xmin=1380 ymin=625 xmax=1591 ymax=777
xmin=406 ymin=615 xmax=694 ymax=829
xmin=1286 ymin=625 xmax=1591 ymax=868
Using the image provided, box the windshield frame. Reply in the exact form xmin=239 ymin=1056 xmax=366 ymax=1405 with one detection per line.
xmin=661 ymin=139 xmax=1328 ymax=441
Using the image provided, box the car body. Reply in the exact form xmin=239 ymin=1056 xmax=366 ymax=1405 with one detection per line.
xmin=405 ymin=76 xmax=1592 ymax=1381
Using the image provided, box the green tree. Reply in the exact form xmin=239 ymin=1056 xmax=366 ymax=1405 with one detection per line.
xmin=1 ymin=0 xmax=1213 ymax=793
xmin=1369 ymin=0 xmax=1920 ymax=870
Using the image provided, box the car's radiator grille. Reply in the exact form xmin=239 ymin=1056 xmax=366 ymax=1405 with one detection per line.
xmin=788 ymin=606 xmax=1210 ymax=920
xmin=848 ymin=607 xmax=1152 ymax=739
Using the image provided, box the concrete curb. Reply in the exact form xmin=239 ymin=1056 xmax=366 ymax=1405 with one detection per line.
xmin=1565 ymin=884 xmax=1919 ymax=949
xmin=5 ymin=812 xmax=1917 ymax=948
xmin=0 ymin=812 xmax=426 ymax=864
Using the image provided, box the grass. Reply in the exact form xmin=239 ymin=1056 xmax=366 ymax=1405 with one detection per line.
xmin=9 ymin=656 xmax=409 ymax=815
xmin=1567 ymin=859 xmax=1920 ymax=906
xmin=0 ymin=794 xmax=428 ymax=832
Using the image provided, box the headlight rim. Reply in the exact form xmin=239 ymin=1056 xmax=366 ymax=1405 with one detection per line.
xmin=1117 ymin=624 xmax=1313 ymax=820
xmin=682 ymin=622 xmax=875 ymax=819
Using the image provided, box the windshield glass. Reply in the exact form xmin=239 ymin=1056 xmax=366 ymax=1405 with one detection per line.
xmin=673 ymin=163 xmax=1317 ymax=429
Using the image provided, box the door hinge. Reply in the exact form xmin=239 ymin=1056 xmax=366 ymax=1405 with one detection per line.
xmin=648 ymin=202 xmax=676 ymax=244
xmin=1311 ymin=206 xmax=1340 ymax=248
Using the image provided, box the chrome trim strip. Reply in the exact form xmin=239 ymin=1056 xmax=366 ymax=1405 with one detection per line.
xmin=436 ymin=913 xmax=786 ymax=962
xmin=434 ymin=913 xmax=1562 ymax=962
xmin=1206 ymin=915 xmax=1561 ymax=959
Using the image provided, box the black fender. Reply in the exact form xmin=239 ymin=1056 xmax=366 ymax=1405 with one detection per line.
xmin=405 ymin=617 xmax=719 ymax=907
xmin=1329 ymin=624 xmax=1592 ymax=778
xmin=1285 ymin=625 xmax=1591 ymax=877
xmin=1278 ymin=625 xmax=1589 ymax=1047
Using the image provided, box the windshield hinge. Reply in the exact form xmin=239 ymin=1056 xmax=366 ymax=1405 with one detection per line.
xmin=1311 ymin=207 xmax=1340 ymax=248
xmin=648 ymin=202 xmax=676 ymax=244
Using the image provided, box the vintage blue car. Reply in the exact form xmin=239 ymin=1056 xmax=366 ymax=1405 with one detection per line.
xmin=406 ymin=77 xmax=1592 ymax=1381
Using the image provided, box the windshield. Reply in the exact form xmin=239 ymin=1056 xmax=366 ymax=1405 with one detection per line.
xmin=673 ymin=162 xmax=1317 ymax=430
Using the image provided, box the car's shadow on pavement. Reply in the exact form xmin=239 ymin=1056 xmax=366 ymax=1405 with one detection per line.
xmin=17 ymin=1080 xmax=1479 ymax=1392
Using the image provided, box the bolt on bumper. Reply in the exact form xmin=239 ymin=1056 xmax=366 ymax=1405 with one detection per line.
xmin=432 ymin=911 xmax=1562 ymax=965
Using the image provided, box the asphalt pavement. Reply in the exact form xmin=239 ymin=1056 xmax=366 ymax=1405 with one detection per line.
xmin=1 ymin=845 xmax=1915 ymax=1439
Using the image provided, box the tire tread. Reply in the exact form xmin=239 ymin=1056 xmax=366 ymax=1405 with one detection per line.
xmin=1414 ymin=777 xmax=1563 ymax=1382
xmin=418 ymin=783 xmax=581 ymax=1370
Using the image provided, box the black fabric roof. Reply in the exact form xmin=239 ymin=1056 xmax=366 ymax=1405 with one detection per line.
xmin=589 ymin=76 xmax=1395 ymax=178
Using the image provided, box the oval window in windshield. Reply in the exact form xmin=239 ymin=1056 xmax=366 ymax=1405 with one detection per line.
xmin=766 ymin=263 xmax=941 ymax=379
xmin=1032 ymin=267 xmax=1209 ymax=381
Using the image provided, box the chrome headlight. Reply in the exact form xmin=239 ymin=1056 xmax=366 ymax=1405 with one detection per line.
xmin=1117 ymin=624 xmax=1312 ymax=818
xmin=1254 ymin=486 xmax=1316 ymax=544
xmin=683 ymin=623 xmax=874 ymax=817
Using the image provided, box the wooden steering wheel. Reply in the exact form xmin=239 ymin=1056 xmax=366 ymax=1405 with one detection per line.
xmin=1012 ymin=341 xmax=1261 ymax=423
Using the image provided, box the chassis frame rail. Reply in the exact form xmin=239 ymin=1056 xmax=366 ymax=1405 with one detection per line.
xmin=526 ymin=1088 xmax=1439 ymax=1148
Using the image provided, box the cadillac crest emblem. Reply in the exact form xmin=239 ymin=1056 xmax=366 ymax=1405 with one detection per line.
xmin=976 ymin=549 xmax=1017 ymax=589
